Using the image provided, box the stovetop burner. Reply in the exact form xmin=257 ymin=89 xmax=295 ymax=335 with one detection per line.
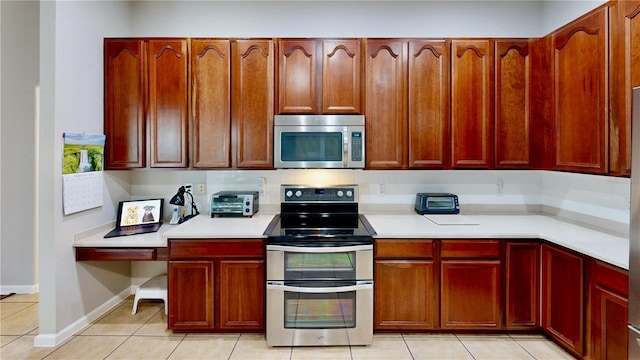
xmin=264 ymin=185 xmax=376 ymax=246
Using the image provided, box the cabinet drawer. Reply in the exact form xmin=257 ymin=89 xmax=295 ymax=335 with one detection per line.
xmin=375 ymin=239 xmax=434 ymax=259
xmin=169 ymin=239 xmax=264 ymax=259
xmin=593 ymin=260 xmax=628 ymax=297
xmin=441 ymin=240 xmax=500 ymax=258
xmin=75 ymin=247 xmax=166 ymax=261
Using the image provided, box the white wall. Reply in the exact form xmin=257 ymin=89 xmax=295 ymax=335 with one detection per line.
xmin=36 ymin=0 xmax=135 ymax=346
xmin=130 ymin=1 xmax=546 ymax=38
xmin=35 ymin=0 xmax=612 ymax=346
xmin=540 ymin=0 xmax=608 ymax=35
xmin=1 ymin=1 xmax=39 ymax=294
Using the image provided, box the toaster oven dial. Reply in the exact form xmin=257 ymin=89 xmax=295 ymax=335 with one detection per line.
xmin=337 ymin=190 xmax=344 ymax=197
xmin=286 ymin=190 xmax=293 ymax=198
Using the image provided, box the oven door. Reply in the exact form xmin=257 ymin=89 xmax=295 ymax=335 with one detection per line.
xmin=266 ymin=280 xmax=373 ymax=346
xmin=266 ymin=244 xmax=373 ymax=281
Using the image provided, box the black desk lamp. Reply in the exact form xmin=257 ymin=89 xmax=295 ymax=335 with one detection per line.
xmin=169 ymin=186 xmax=186 ymax=224
xmin=169 ymin=186 xmax=199 ymax=224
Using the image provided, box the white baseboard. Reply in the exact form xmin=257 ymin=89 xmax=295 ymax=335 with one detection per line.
xmin=34 ymin=286 xmax=134 ymax=347
xmin=1 ymin=284 xmax=39 ymax=294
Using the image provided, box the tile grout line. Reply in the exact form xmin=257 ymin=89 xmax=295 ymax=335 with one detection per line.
xmin=400 ymin=333 xmax=416 ymax=360
xmin=508 ymin=334 xmax=539 ymax=360
xmin=226 ymin=333 xmax=242 ymax=360
xmin=454 ymin=334 xmax=479 ymax=360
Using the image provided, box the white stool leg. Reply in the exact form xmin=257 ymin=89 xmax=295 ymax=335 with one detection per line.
xmin=132 ymin=290 xmax=140 ymax=314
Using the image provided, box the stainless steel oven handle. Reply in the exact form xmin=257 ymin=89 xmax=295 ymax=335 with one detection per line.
xmin=267 ymin=280 xmax=373 ymax=293
xmin=266 ymin=245 xmax=372 ymax=253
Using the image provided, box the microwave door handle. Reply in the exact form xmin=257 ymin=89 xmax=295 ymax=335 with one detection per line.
xmin=267 ymin=281 xmax=373 ymax=293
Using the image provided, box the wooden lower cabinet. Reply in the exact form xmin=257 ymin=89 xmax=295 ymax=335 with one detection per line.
xmin=589 ymin=260 xmax=628 ymax=360
xmin=441 ymin=259 xmax=501 ymax=329
xmin=440 ymin=240 xmax=501 ymax=329
xmin=219 ymin=259 xmax=265 ymax=330
xmin=375 ymin=260 xmax=436 ymax=330
xmin=542 ymin=243 xmax=585 ymax=357
xmin=505 ymin=241 xmax=539 ymax=329
xmin=168 ymin=239 xmax=265 ymax=332
xmin=168 ymin=260 xmax=214 ymax=330
xmin=374 ymin=239 xmax=437 ymax=330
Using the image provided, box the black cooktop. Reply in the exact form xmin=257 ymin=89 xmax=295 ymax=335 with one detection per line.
xmin=264 ymin=213 xmax=376 ymax=246
xmin=264 ymin=185 xmax=376 ymax=246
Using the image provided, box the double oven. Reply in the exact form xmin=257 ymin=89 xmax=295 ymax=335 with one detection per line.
xmin=264 ymin=185 xmax=376 ymax=346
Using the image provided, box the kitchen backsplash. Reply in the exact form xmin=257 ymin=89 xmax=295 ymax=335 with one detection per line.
xmin=126 ymin=169 xmax=630 ymax=231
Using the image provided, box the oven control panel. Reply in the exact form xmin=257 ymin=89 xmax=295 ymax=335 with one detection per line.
xmin=281 ymin=185 xmax=358 ymax=202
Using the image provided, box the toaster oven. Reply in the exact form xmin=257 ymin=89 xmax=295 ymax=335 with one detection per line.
xmin=211 ymin=191 xmax=259 ymax=217
xmin=415 ymin=193 xmax=460 ymax=215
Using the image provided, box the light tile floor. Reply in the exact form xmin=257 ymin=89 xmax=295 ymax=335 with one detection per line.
xmin=1 ymin=294 xmax=576 ymax=359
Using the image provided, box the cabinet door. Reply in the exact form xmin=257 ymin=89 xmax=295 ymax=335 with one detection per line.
xmin=590 ymin=261 xmax=629 ymax=360
xmin=374 ymin=260 xmax=436 ymax=330
xmin=495 ymin=40 xmax=531 ymax=168
xmin=219 ymin=260 xmax=265 ymax=330
xmin=322 ymin=39 xmax=362 ymax=114
xmin=104 ymin=39 xmax=145 ymax=169
xmin=441 ymin=260 xmax=501 ymax=329
xmin=451 ymin=40 xmax=494 ymax=168
xmin=542 ymin=244 xmax=584 ymax=357
xmin=609 ymin=1 xmax=640 ymax=176
xmin=147 ymin=39 xmax=189 ymax=168
xmin=552 ymin=8 xmax=608 ymax=174
xmin=505 ymin=241 xmax=539 ymax=329
xmin=278 ymin=39 xmax=318 ymax=114
xmin=191 ymin=39 xmax=231 ymax=168
xmin=408 ymin=40 xmax=450 ymax=168
xmin=232 ymin=39 xmax=274 ymax=168
xmin=168 ymin=260 xmax=214 ymax=330
xmin=365 ymin=39 xmax=408 ymax=169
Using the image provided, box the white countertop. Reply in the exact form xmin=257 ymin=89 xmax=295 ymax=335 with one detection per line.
xmin=161 ymin=213 xmax=277 ymax=239
xmin=365 ymin=214 xmax=629 ymax=270
xmin=73 ymin=211 xmax=628 ymax=270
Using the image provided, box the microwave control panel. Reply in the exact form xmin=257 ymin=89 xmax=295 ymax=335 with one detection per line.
xmin=351 ymin=132 xmax=363 ymax=161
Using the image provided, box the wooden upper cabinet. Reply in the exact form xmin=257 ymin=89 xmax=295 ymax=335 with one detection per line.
xmin=191 ymin=39 xmax=231 ymax=168
xmin=147 ymin=39 xmax=189 ymax=168
xmin=232 ymin=39 xmax=274 ymax=168
xmin=451 ymin=40 xmax=494 ymax=169
xmin=365 ymin=39 xmax=408 ymax=169
xmin=495 ymin=40 xmax=531 ymax=168
xmin=610 ymin=1 xmax=640 ymax=176
xmin=408 ymin=40 xmax=450 ymax=169
xmin=104 ymin=39 xmax=146 ymax=169
xmin=323 ymin=39 xmax=362 ymax=114
xmin=552 ymin=7 xmax=608 ymax=174
xmin=278 ymin=39 xmax=318 ymax=114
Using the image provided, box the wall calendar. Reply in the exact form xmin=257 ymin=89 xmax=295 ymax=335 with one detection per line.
xmin=62 ymin=132 xmax=106 ymax=215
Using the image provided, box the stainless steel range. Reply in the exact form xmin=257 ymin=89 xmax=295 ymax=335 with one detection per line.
xmin=264 ymin=185 xmax=375 ymax=346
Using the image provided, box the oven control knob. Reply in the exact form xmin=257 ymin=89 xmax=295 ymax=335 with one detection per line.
xmin=337 ymin=190 xmax=344 ymax=197
xmin=346 ymin=190 xmax=353 ymax=198
xmin=295 ymin=190 xmax=303 ymax=198
xmin=285 ymin=190 xmax=293 ymax=198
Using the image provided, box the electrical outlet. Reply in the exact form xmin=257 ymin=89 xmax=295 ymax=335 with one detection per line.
xmin=197 ymin=183 xmax=206 ymax=195
xmin=184 ymin=183 xmax=193 ymax=193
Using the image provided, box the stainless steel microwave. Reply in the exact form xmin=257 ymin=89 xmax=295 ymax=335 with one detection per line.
xmin=274 ymin=115 xmax=365 ymax=169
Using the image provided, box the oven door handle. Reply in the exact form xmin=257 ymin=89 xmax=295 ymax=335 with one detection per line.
xmin=267 ymin=280 xmax=373 ymax=293
xmin=266 ymin=245 xmax=372 ymax=253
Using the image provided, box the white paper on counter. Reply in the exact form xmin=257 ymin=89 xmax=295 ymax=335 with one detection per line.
xmin=424 ymin=215 xmax=479 ymax=226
